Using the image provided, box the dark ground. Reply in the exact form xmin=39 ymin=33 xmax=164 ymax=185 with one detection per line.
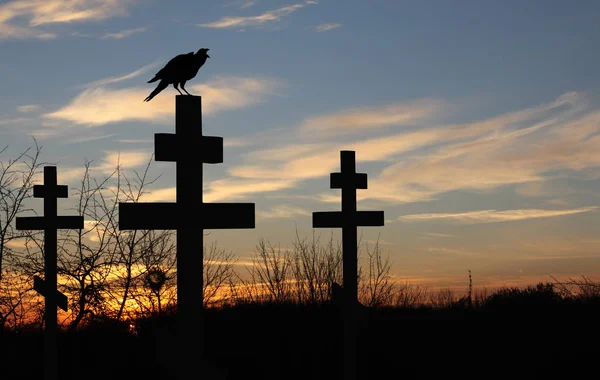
xmin=2 ymin=287 xmax=600 ymax=379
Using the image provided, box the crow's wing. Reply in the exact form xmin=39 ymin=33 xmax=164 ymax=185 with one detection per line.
xmin=147 ymin=52 xmax=194 ymax=83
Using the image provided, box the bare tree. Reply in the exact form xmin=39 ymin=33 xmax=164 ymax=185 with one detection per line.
xmin=358 ymin=236 xmax=394 ymax=307
xmin=0 ymin=139 xmax=44 ymax=280
xmin=291 ymin=231 xmax=342 ymax=304
xmin=58 ymin=160 xmax=119 ymax=330
xmin=0 ymin=139 xmax=45 ymax=330
xmin=392 ymin=281 xmax=430 ymax=308
xmin=203 ymin=241 xmax=237 ymax=308
xmin=128 ymin=230 xmax=177 ymax=318
xmin=0 ymin=268 xmax=41 ymax=334
xmin=96 ymin=155 xmax=162 ymax=322
xmin=250 ymin=238 xmax=293 ymax=303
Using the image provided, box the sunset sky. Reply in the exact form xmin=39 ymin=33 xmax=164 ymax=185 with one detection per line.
xmin=1 ymin=0 xmax=600 ymax=291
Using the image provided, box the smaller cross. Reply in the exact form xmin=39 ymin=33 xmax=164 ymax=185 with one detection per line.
xmin=16 ymin=166 xmax=83 ymax=380
xmin=312 ymin=150 xmax=384 ymax=380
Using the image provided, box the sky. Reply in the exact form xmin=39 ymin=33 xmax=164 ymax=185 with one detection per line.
xmin=1 ymin=0 xmax=600 ymax=292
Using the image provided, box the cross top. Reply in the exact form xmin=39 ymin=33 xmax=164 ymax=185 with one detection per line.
xmin=33 ymin=166 xmax=68 ymax=200
xmin=330 ymin=150 xmax=368 ymax=191
xmin=16 ymin=166 xmax=84 ymax=231
xmin=313 ymin=151 xmax=383 ymax=229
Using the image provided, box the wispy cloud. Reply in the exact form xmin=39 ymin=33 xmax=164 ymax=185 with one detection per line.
xmin=64 ymin=133 xmax=116 ymax=145
xmin=299 ymin=99 xmax=444 ymax=138
xmin=422 ymin=232 xmax=457 ymax=239
xmin=137 ymin=178 xmax=297 ymax=203
xmin=204 ymin=178 xmax=297 ymax=202
xmin=367 ymin=92 xmax=600 ymax=203
xmin=95 ymin=150 xmax=153 ymax=175
xmin=17 ymin=104 xmax=39 ymax=113
xmin=0 ymin=0 xmax=134 ymax=39
xmin=117 ymin=138 xmax=153 ymax=144
xmin=44 ymin=75 xmax=280 ymax=127
xmin=102 ymin=27 xmax=147 ymax=40
xmin=78 ymin=62 xmax=161 ymax=89
xmin=226 ymin=91 xmax=600 ymax=204
xmin=0 ymin=117 xmax=31 ymax=126
xmin=240 ymin=1 xmax=256 ymax=8
xmin=399 ymin=207 xmax=599 ymax=224
xmin=315 ymin=23 xmax=341 ymax=32
xmin=198 ymin=1 xmax=316 ymax=29
xmin=139 ymin=187 xmax=176 ymax=202
xmin=71 ymin=31 xmax=91 ymax=37
xmin=225 ymin=0 xmax=257 ymax=9
xmin=426 ymin=246 xmax=478 ymax=257
xmin=224 ymin=138 xmax=253 ymax=148
xmin=256 ymin=205 xmax=310 ymax=220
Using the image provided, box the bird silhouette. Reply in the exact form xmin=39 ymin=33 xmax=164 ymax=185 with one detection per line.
xmin=143 ymin=48 xmax=210 ymax=102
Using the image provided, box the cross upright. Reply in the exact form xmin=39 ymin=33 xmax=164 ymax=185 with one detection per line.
xmin=312 ymin=150 xmax=384 ymax=380
xmin=313 ymin=150 xmax=384 ymax=306
xmin=16 ymin=166 xmax=84 ymax=380
xmin=119 ymin=95 xmax=255 ymax=377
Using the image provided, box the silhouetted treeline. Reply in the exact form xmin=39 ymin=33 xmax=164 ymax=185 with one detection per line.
xmin=2 ymin=282 xmax=599 ymax=380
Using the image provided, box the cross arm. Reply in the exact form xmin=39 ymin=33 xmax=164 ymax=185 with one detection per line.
xmin=155 ymin=134 xmax=224 ymax=164
xmin=119 ymin=202 xmax=178 ymax=230
xmin=33 ymin=184 xmax=69 ymax=198
xmin=355 ymin=211 xmax=385 ymax=226
xmin=15 ymin=216 xmax=83 ymax=230
xmin=313 ymin=211 xmax=344 ymax=228
xmin=33 ymin=276 xmax=68 ymax=311
xmin=313 ymin=211 xmax=384 ymax=228
xmin=330 ymin=172 xmax=368 ymax=190
xmin=202 ymin=203 xmax=255 ymax=229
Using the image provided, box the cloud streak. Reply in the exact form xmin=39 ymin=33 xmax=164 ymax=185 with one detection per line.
xmin=137 ymin=178 xmax=297 ymax=204
xmin=399 ymin=207 xmax=599 ymax=224
xmin=17 ymin=104 xmax=39 ymax=113
xmin=198 ymin=2 xmax=315 ymax=29
xmin=0 ymin=0 xmax=134 ymax=39
xmin=78 ymin=62 xmax=161 ymax=89
xmin=256 ymin=205 xmax=310 ymax=220
xmin=299 ymin=99 xmax=444 ymax=138
xmin=315 ymin=23 xmax=341 ymax=32
xmin=102 ymin=27 xmax=147 ymax=39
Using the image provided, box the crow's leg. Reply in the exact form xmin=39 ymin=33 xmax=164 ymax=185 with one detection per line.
xmin=173 ymin=83 xmax=183 ymax=95
xmin=180 ymin=81 xmax=192 ymax=95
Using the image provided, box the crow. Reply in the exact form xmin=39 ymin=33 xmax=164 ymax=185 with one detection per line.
xmin=143 ymin=48 xmax=210 ymax=102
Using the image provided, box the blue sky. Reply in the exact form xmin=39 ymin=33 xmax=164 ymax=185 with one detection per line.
xmin=2 ymin=0 xmax=600 ymax=290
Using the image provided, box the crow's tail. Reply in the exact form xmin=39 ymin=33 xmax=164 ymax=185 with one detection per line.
xmin=144 ymin=80 xmax=169 ymax=102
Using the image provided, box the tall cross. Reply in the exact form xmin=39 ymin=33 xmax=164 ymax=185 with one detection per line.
xmin=312 ymin=150 xmax=384 ymax=380
xmin=16 ymin=166 xmax=84 ymax=380
xmin=118 ymin=95 xmax=255 ymax=378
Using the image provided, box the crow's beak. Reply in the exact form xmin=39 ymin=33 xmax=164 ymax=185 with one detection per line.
xmin=207 ymin=54 xmax=210 ymax=58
